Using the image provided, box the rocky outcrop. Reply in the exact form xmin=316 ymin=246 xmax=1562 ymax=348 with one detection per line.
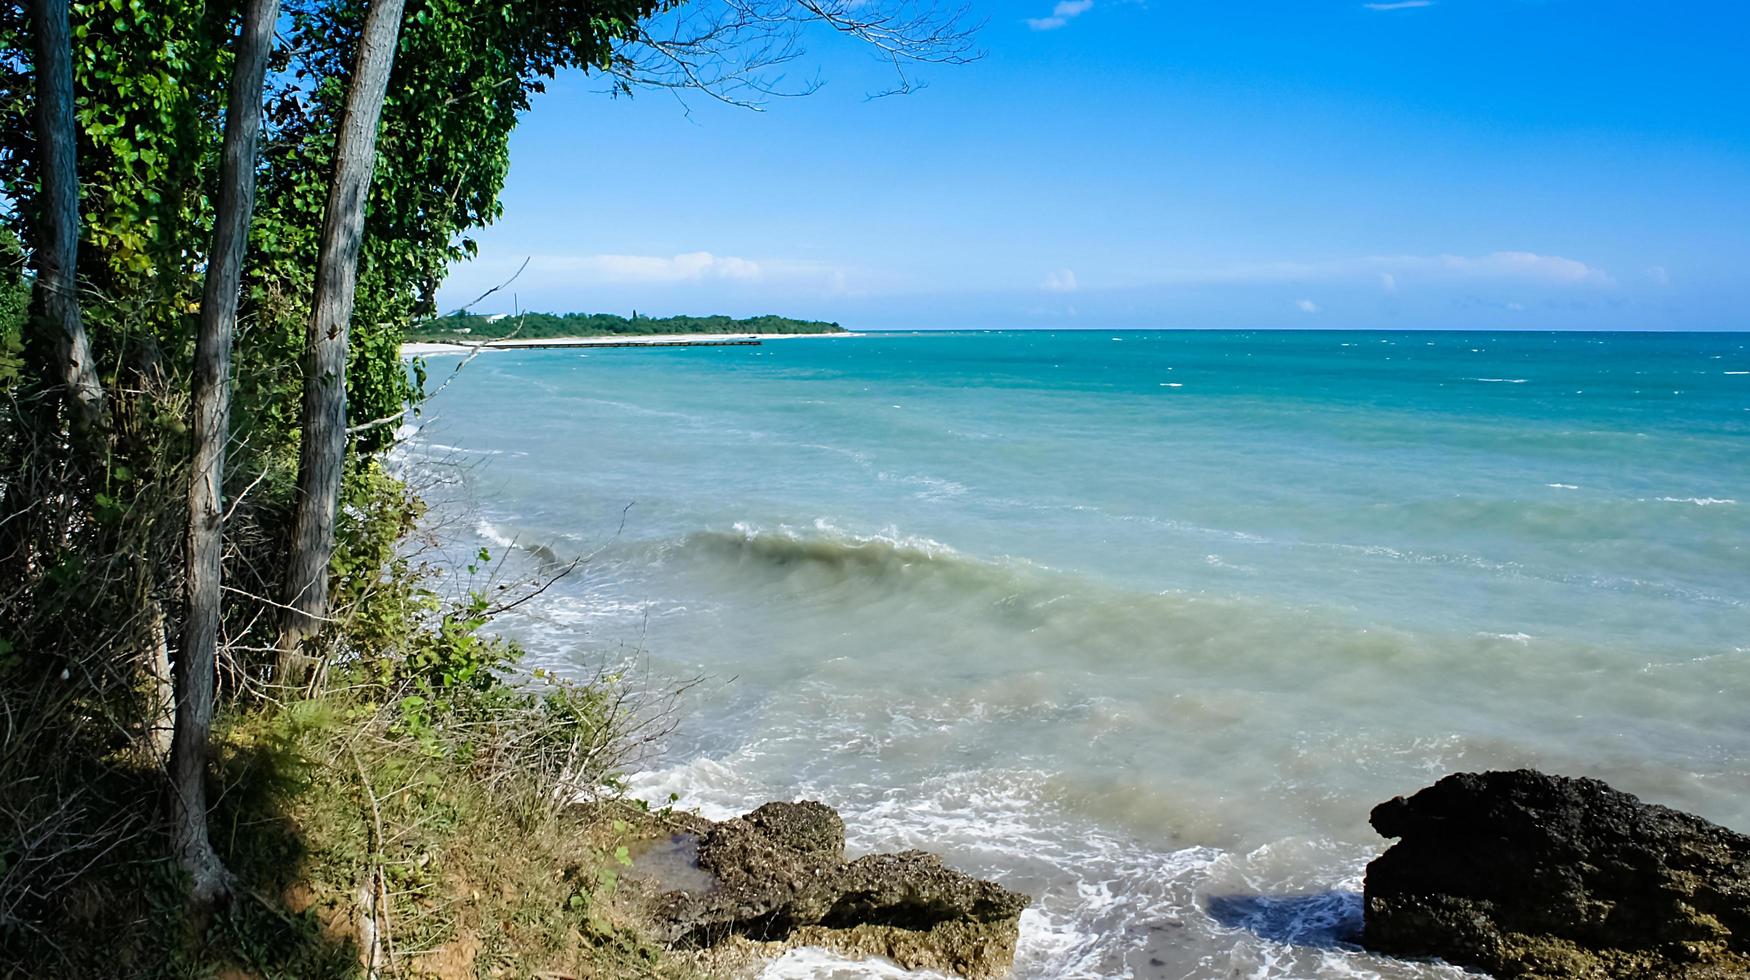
xmin=1362 ymin=770 xmax=1750 ymax=978
xmin=631 ymin=801 xmax=1030 ymax=978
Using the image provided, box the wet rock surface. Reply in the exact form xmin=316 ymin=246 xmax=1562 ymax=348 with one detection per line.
xmin=631 ymin=801 xmax=1030 ymax=978
xmin=1363 ymin=769 xmax=1750 ymax=978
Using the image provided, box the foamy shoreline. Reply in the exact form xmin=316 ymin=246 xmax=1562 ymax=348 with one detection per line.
xmin=401 ymin=331 xmax=862 ymax=357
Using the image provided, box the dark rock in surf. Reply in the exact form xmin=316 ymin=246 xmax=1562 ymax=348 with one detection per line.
xmin=630 ymin=800 xmax=1029 ymax=978
xmin=734 ymin=799 xmax=846 ymax=861
xmin=1362 ymin=769 xmax=1750 ymax=978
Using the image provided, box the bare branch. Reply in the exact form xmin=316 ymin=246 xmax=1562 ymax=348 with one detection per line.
xmin=604 ymin=0 xmax=982 ymax=109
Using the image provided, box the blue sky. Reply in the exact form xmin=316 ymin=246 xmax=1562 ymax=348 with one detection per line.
xmin=434 ymin=0 xmax=1750 ymax=330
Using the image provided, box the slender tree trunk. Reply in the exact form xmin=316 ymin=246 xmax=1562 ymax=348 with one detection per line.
xmin=146 ymin=600 xmax=175 ymax=761
xmin=0 ymin=1 xmax=105 ymax=589
xmin=171 ymin=0 xmax=280 ymax=906
xmin=278 ymin=0 xmax=406 ymax=683
xmin=27 ymin=0 xmax=105 ymax=433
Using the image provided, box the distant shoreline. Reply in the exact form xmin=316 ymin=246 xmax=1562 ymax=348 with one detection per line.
xmin=402 ymin=331 xmax=865 ymax=357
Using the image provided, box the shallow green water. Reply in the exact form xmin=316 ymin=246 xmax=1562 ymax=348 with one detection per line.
xmin=407 ymin=330 xmax=1749 ymax=978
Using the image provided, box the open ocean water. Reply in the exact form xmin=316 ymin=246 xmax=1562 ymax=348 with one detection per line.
xmin=402 ymin=330 xmax=1750 ymax=979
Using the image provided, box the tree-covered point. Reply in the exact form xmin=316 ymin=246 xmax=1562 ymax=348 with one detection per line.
xmin=407 ymin=310 xmax=845 ymax=341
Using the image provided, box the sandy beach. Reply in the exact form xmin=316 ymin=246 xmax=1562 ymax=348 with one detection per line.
xmin=401 ymin=332 xmax=862 ymax=357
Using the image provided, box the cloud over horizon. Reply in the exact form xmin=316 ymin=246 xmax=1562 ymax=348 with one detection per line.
xmin=1140 ymin=251 xmax=1613 ymax=289
xmin=1390 ymin=251 xmax=1609 ymax=285
xmin=510 ymin=251 xmax=854 ymax=290
xmin=438 ymin=250 xmax=859 ymax=314
xmin=1043 ymin=268 xmax=1079 ymax=292
xmin=437 ymin=246 xmax=1663 ymax=331
xmin=541 ymin=251 xmax=763 ymax=283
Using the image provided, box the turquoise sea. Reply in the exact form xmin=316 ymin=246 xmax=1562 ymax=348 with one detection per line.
xmin=405 ymin=330 xmax=1750 ymax=979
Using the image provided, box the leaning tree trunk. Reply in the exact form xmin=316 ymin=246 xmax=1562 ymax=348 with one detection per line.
xmin=26 ymin=0 xmax=105 ymax=434
xmin=277 ymin=0 xmax=407 ymax=684
xmin=171 ymin=0 xmax=281 ymax=906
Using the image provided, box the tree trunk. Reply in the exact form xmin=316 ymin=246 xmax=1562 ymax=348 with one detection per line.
xmin=1 ymin=0 xmax=105 ymax=616
xmin=146 ymin=600 xmax=175 ymax=762
xmin=278 ymin=0 xmax=407 ymax=683
xmin=170 ymin=0 xmax=280 ymax=906
xmin=27 ymin=0 xmax=105 ymax=433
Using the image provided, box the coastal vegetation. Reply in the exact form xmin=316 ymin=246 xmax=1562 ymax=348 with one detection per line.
xmin=407 ymin=311 xmax=845 ymax=343
xmin=0 ymin=0 xmax=971 ymax=976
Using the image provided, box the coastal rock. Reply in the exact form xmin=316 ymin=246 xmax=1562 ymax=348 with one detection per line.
xmin=631 ymin=801 xmax=1029 ymax=978
xmin=739 ymin=800 xmax=846 ymax=859
xmin=1362 ymin=769 xmax=1750 ymax=978
xmin=825 ymin=851 xmax=1030 ymax=930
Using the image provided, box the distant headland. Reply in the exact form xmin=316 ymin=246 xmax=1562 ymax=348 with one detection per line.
xmin=406 ymin=311 xmax=845 ymax=343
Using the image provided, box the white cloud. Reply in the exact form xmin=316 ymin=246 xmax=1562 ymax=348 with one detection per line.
xmin=1296 ymin=299 xmax=1321 ymax=314
xmin=514 ymin=251 xmax=856 ymax=292
xmin=1506 ymin=302 xmax=1526 ymax=312
xmin=1403 ymin=251 xmax=1607 ymax=284
xmin=1028 ymin=0 xmax=1093 ymax=31
xmin=1043 ymin=268 xmax=1079 ymax=292
xmin=1141 ymin=251 xmax=1612 ymax=288
xmin=1363 ymin=0 xmax=1433 ymax=10
xmin=1646 ymin=265 xmax=1671 ymax=286
xmin=541 ymin=251 xmax=764 ymax=283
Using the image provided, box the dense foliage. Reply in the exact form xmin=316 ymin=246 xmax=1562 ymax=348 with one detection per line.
xmin=409 ymin=310 xmax=844 ymax=341
xmin=0 ymin=230 xmax=25 ymax=382
xmin=0 ymin=0 xmax=668 ymax=970
xmin=0 ymin=0 xmax=672 ymax=697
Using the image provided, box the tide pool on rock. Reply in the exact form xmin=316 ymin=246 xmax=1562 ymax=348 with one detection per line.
xmin=401 ymin=329 xmax=1750 ymax=979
